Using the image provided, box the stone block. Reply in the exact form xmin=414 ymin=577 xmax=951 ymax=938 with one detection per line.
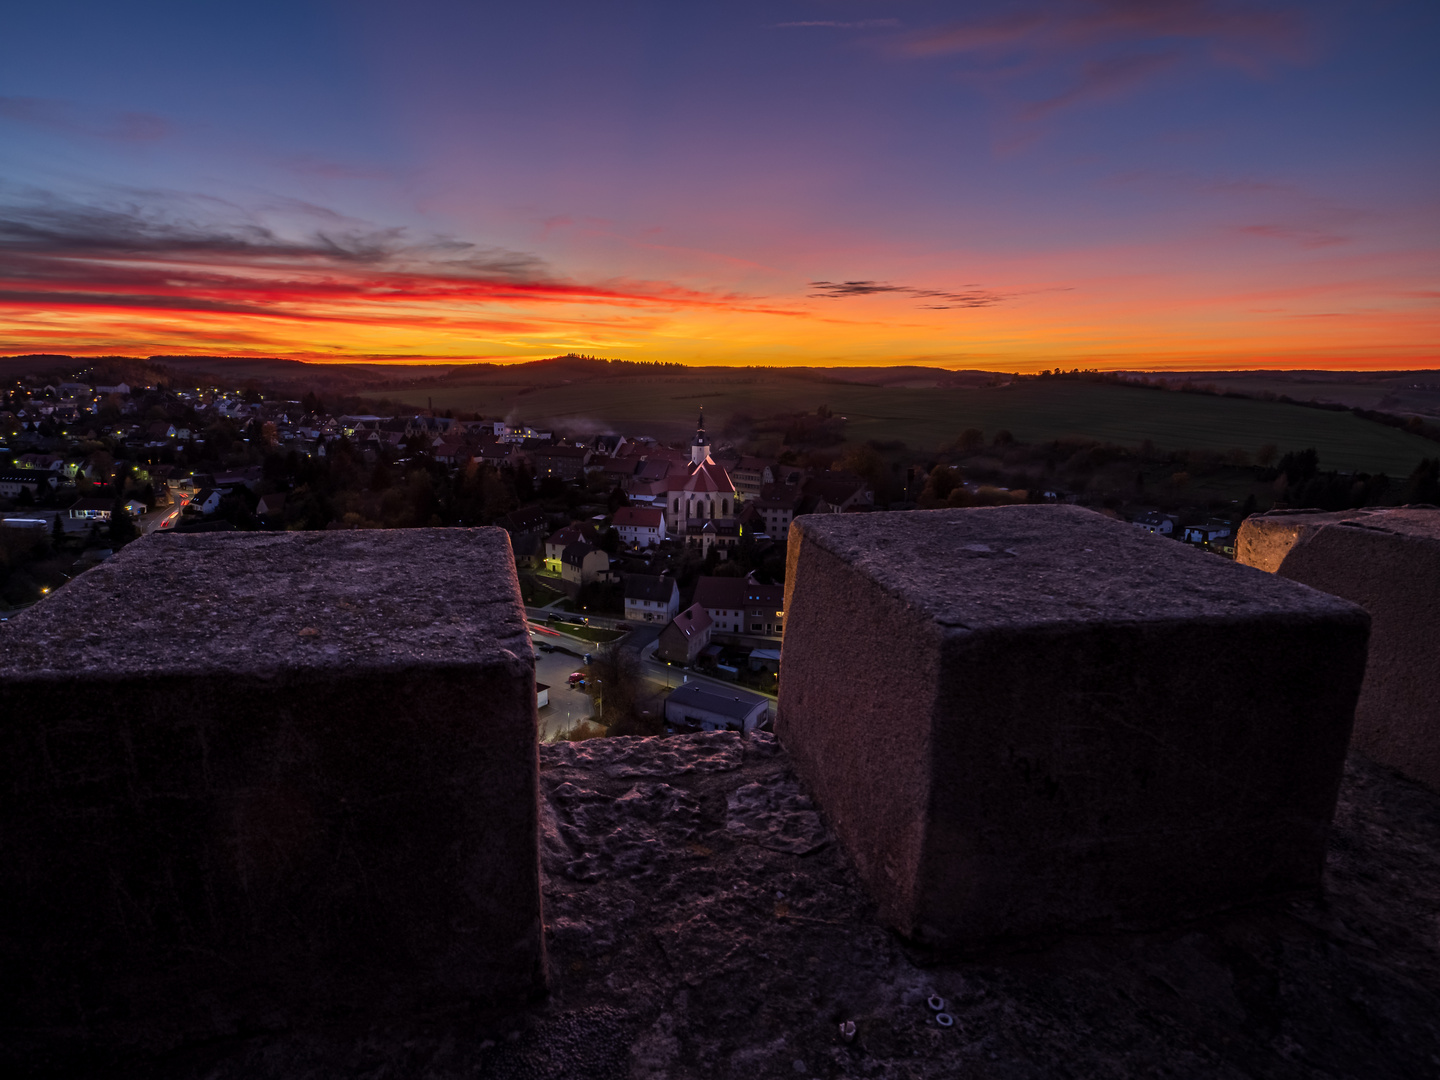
xmin=778 ymin=505 xmax=1369 ymax=949
xmin=1237 ymin=507 xmax=1440 ymax=790
xmin=0 ymin=529 xmax=544 ymax=1055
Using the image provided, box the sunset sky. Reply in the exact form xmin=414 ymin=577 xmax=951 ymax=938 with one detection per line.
xmin=0 ymin=0 xmax=1435 ymax=370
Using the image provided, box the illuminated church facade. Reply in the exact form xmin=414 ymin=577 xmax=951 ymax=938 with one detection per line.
xmin=665 ymin=411 xmax=739 ymax=557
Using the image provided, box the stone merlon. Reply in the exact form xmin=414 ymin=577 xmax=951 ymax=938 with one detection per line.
xmin=780 ymin=505 xmax=1370 ymax=948
xmin=1237 ymin=506 xmax=1440 ymax=791
xmin=0 ymin=530 xmax=546 ymax=1054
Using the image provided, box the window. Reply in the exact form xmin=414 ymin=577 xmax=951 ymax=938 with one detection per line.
xmin=751 ymin=623 xmax=762 ymax=632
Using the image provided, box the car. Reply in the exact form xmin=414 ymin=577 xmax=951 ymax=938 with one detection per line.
xmin=567 ymin=672 xmax=585 ymax=686
xmin=538 ymin=642 xmax=556 ymax=653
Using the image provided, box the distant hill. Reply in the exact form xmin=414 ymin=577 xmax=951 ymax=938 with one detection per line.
xmin=0 ymin=353 xmax=484 ymax=398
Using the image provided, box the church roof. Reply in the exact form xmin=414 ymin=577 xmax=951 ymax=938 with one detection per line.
xmin=667 ymin=459 xmax=734 ymax=495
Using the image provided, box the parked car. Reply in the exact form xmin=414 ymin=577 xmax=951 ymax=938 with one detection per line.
xmin=568 ymin=672 xmax=585 ymax=686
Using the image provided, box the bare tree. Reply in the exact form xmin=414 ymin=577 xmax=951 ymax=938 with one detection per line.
xmin=587 ymin=643 xmax=661 ymax=737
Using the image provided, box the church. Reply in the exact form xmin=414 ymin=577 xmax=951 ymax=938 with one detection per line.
xmin=665 ymin=410 xmax=740 ymax=557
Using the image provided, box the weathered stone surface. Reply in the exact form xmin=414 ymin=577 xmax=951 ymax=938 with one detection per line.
xmin=1234 ymin=506 xmax=1399 ymax=572
xmin=1237 ymin=506 xmax=1440 ymax=790
xmin=779 ymin=505 xmax=1370 ymax=948
xmin=0 ymin=530 xmax=545 ymax=1057
xmin=45 ymin=733 xmax=1440 ymax=1079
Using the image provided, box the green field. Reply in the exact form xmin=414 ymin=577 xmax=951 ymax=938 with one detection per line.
xmin=382 ymin=373 xmax=1439 ymax=477
xmin=10 ymin=352 xmax=1435 ymax=477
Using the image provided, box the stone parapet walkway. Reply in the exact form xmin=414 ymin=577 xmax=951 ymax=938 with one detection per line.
xmin=72 ymin=731 xmax=1440 ymax=1080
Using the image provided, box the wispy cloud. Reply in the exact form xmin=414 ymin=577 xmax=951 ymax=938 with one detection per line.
xmin=1239 ymin=223 xmax=1349 ymax=248
xmin=0 ymin=190 xmax=800 ymax=338
xmin=896 ymin=0 xmax=1306 ymax=122
xmin=775 ymin=19 xmax=902 ymax=30
xmin=0 ymin=96 xmax=170 ymax=142
xmin=1021 ymin=50 xmax=1182 ymax=120
xmin=809 ymin=280 xmax=1009 ymax=309
xmin=902 ymin=0 xmax=1302 ymax=59
xmin=0 ymin=190 xmax=550 ymax=279
xmin=279 ymin=154 xmax=393 ymax=181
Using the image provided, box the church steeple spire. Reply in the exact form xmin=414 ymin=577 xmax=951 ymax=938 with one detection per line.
xmin=690 ymin=406 xmax=711 ymax=466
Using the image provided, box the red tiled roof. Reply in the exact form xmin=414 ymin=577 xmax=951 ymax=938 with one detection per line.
xmin=693 ymin=575 xmax=784 ymax=611
xmin=613 ymin=506 xmax=664 ymax=528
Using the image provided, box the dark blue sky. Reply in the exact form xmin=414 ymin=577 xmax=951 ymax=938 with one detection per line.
xmin=1 ymin=1 xmax=1435 ymax=366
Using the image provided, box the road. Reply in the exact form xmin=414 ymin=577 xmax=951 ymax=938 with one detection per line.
xmin=640 ymin=652 xmax=777 ymax=703
xmin=528 ymin=617 xmax=776 ymax=738
xmin=139 ymin=494 xmax=189 ymax=534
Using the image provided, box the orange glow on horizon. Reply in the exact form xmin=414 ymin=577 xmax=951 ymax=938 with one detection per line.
xmin=2 ymin=239 xmax=1435 ymax=372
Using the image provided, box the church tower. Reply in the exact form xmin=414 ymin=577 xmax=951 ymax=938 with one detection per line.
xmin=690 ymin=407 xmax=711 ymax=466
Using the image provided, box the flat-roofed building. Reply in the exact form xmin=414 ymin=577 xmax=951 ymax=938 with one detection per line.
xmin=664 ymin=682 xmax=768 ymax=734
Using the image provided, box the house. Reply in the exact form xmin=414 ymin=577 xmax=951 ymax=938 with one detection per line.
xmin=1182 ymin=520 xmax=1236 ymax=555
xmin=256 ymin=493 xmax=287 ymax=518
xmin=729 ymin=456 xmax=770 ymax=499
xmin=612 ymin=506 xmax=666 ymax=548
xmin=809 ymin=471 xmax=873 ymax=512
xmin=545 ymin=523 xmax=600 ymax=572
xmin=623 ymin=574 xmax=679 ymax=623
xmin=692 ymin=575 xmax=786 ymax=637
xmin=684 ymin=518 xmax=741 ymax=558
xmin=633 ymin=457 xmax=674 ymax=489
xmin=122 ymin=499 xmax=148 ymax=519
xmin=663 ymin=682 xmax=768 ymax=734
xmin=532 ymin=445 xmax=591 ymax=481
xmin=560 ymin=542 xmax=613 ymax=594
xmin=189 ymin=488 xmax=224 ymax=515
xmin=751 ymin=484 xmax=833 ymax=539
xmin=473 ymin=437 xmax=517 ymax=467
xmin=597 ymin=457 xmax=641 ymax=491
xmin=430 ymin=436 xmax=471 ymax=465
xmin=213 ymin=466 xmax=264 ymax=491
xmin=499 ymin=506 xmax=548 ymax=562
xmin=656 ymin=602 xmax=713 ymax=664
xmin=402 ymin=415 xmax=454 ymax=440
xmin=0 ymin=471 xmax=56 ymax=500
xmin=1133 ymin=511 xmax=1178 ymax=536
xmin=591 ymin=434 xmax=627 ymax=457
